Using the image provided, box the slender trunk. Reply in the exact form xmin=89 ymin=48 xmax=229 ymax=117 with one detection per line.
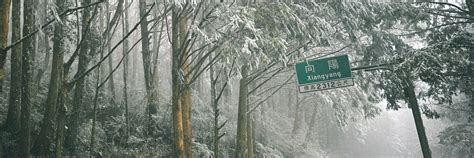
xmin=122 ymin=0 xmax=130 ymax=141
xmin=108 ymin=45 xmax=116 ymax=103
xmin=138 ymin=0 xmax=158 ymax=132
xmin=210 ymin=54 xmax=219 ymax=158
xmin=235 ymin=65 xmax=249 ymax=158
xmin=131 ymin=43 xmax=138 ymax=87
xmin=0 ymin=0 xmax=11 ymax=90
xmin=4 ymin=0 xmax=21 ymax=134
xmin=469 ymin=46 xmax=474 ymax=122
xmin=152 ymin=6 xmax=165 ymax=108
xmin=55 ymin=89 xmax=66 ymax=158
xmin=90 ymin=54 xmax=102 ymax=157
xmin=466 ymin=0 xmax=474 ymax=123
xmin=19 ymin=0 xmax=35 ymax=156
xmin=106 ymin=2 xmax=116 ymax=104
xmin=179 ymin=14 xmax=193 ymax=158
xmin=32 ymin=0 xmax=66 ymax=155
xmin=171 ymin=8 xmax=185 ymax=158
xmin=246 ymin=115 xmax=254 ymax=158
xmin=403 ymin=78 xmax=431 ymax=158
xmin=31 ymin=0 xmax=51 ymax=102
xmin=52 ymin=1 xmax=66 ymax=154
xmin=65 ymin=0 xmax=93 ymax=153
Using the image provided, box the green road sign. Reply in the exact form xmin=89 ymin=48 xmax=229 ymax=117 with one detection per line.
xmin=295 ymin=54 xmax=354 ymax=93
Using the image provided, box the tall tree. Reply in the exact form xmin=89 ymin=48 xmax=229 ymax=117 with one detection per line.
xmin=466 ymin=0 xmax=474 ymax=124
xmin=122 ymin=0 xmax=130 ymax=142
xmin=210 ymin=58 xmax=219 ymax=158
xmin=0 ymin=0 xmax=11 ymax=90
xmin=51 ymin=0 xmax=67 ymax=156
xmin=19 ymin=0 xmax=36 ymax=156
xmin=106 ymin=1 xmax=117 ymax=104
xmin=235 ymin=65 xmax=249 ymax=158
xmin=138 ymin=0 xmax=158 ymax=132
xmin=31 ymin=0 xmax=52 ymax=103
xmin=4 ymin=0 xmax=21 ymax=133
xmin=32 ymin=0 xmax=66 ymax=156
xmin=210 ymin=55 xmax=233 ymax=158
xmin=178 ymin=12 xmax=193 ymax=158
xmin=171 ymin=6 xmax=185 ymax=157
xmin=402 ymin=76 xmax=431 ymax=157
xmin=64 ymin=0 xmax=95 ymax=154
xmin=170 ymin=2 xmax=205 ymax=156
xmin=2 ymin=0 xmax=21 ymax=156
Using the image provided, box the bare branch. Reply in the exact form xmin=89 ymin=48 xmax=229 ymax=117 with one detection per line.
xmin=64 ymin=5 xmax=100 ymax=72
xmin=3 ymin=0 xmax=105 ymax=51
xmin=215 ymin=57 xmax=237 ymax=104
xmin=217 ymin=133 xmax=226 ymax=140
xmin=97 ymin=32 xmax=143 ymax=89
xmin=248 ymin=67 xmax=285 ymax=95
xmin=67 ymin=3 xmax=162 ymax=88
xmin=247 ymin=72 xmax=295 ymax=115
xmin=218 ymin=120 xmax=228 ymax=130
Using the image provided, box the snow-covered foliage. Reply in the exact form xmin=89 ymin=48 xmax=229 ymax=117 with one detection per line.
xmin=439 ymin=123 xmax=474 ymax=156
xmin=0 ymin=0 xmax=471 ymax=157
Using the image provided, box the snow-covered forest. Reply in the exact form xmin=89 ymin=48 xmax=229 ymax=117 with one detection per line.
xmin=0 ymin=0 xmax=472 ymax=157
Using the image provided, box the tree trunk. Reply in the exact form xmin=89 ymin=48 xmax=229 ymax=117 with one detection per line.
xmin=4 ymin=0 xmax=21 ymax=134
xmin=19 ymin=0 xmax=35 ymax=156
xmin=403 ymin=78 xmax=431 ymax=158
xmin=152 ymin=5 xmax=164 ymax=112
xmin=469 ymin=45 xmax=474 ymax=123
xmin=55 ymin=89 xmax=66 ymax=158
xmin=211 ymin=58 xmax=219 ymax=158
xmin=122 ymin=0 xmax=130 ymax=142
xmin=64 ymin=0 xmax=93 ymax=154
xmin=246 ymin=115 xmax=254 ymax=158
xmin=171 ymin=8 xmax=185 ymax=158
xmin=89 ymin=52 xmax=103 ymax=157
xmin=32 ymin=0 xmax=66 ymax=155
xmin=108 ymin=43 xmax=116 ymax=103
xmin=181 ymin=79 xmax=193 ymax=158
xmin=235 ymin=65 xmax=249 ymax=158
xmin=31 ymin=0 xmax=51 ymax=105
xmin=51 ymin=1 xmax=67 ymax=154
xmin=179 ymin=14 xmax=193 ymax=158
xmin=131 ymin=42 xmax=138 ymax=87
xmin=466 ymin=0 xmax=474 ymax=125
xmin=0 ymin=0 xmax=11 ymax=90
xmin=106 ymin=2 xmax=116 ymax=104
xmin=138 ymin=0 xmax=158 ymax=133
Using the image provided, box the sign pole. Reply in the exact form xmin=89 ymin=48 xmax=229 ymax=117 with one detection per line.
xmin=403 ymin=77 xmax=431 ymax=158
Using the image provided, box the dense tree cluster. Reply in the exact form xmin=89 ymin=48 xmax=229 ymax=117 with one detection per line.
xmin=0 ymin=0 xmax=472 ymax=157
